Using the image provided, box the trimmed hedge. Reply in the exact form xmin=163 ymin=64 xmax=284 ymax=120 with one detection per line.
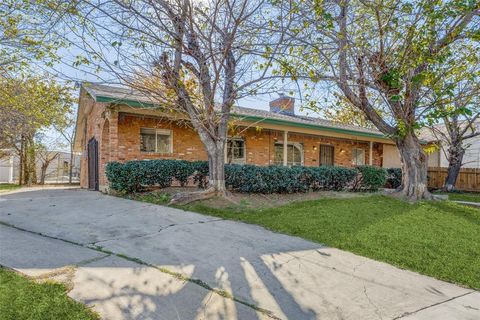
xmin=386 ymin=168 xmax=402 ymax=189
xmin=353 ymin=165 xmax=387 ymax=191
xmin=106 ymin=160 xmax=358 ymax=193
xmin=105 ymin=160 xmax=386 ymax=194
xmin=105 ymin=160 xmax=195 ymax=193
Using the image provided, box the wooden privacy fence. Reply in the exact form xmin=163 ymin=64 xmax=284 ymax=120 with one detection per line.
xmin=428 ymin=167 xmax=480 ymax=191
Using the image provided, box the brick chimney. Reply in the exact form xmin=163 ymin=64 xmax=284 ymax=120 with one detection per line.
xmin=269 ymin=93 xmax=295 ymax=116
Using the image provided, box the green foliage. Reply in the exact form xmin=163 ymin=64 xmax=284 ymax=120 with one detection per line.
xmin=353 ymin=166 xmax=387 ymax=191
xmin=0 ymin=268 xmax=99 ymax=320
xmin=323 ymin=93 xmax=382 ymax=129
xmin=386 ymin=168 xmax=402 ymax=189
xmin=0 ymin=75 xmax=73 ymax=139
xmin=106 ymin=160 xmax=360 ymax=193
xmin=0 ymin=0 xmax=70 ymax=72
xmin=436 ymin=191 xmax=480 ymax=202
xmin=0 ymin=184 xmax=21 ymax=193
xmin=191 ymin=161 xmax=209 ymax=188
xmin=106 ymin=160 xmax=195 ymax=193
xmin=302 ymin=166 xmax=359 ymax=191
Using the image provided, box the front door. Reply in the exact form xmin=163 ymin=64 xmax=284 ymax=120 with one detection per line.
xmin=319 ymin=145 xmax=334 ymax=166
xmin=87 ymin=137 xmax=99 ymax=190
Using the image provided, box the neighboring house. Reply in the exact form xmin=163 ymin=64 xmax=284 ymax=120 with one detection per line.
xmin=0 ymin=153 xmax=15 ymax=183
xmin=0 ymin=150 xmax=81 ymax=184
xmin=419 ymin=123 xmax=480 ymax=169
xmin=73 ymin=83 xmax=400 ymax=191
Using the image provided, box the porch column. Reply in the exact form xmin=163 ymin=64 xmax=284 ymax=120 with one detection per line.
xmin=369 ymin=141 xmax=373 ymax=165
xmin=108 ymin=109 xmax=119 ymax=162
xmin=283 ymin=131 xmax=288 ymax=166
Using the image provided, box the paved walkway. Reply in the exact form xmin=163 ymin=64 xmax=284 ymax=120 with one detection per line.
xmin=0 ymin=188 xmax=478 ymax=320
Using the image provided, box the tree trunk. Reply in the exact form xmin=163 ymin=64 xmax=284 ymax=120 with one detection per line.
xmin=207 ymin=143 xmax=227 ymax=195
xmin=69 ymin=145 xmax=74 ymax=184
xmin=169 ymin=141 xmax=227 ymax=205
xmin=25 ymin=137 xmax=36 ymax=187
xmin=396 ymin=132 xmax=433 ymax=201
xmin=443 ymin=145 xmax=465 ymax=192
xmin=39 ymin=165 xmax=47 ymax=185
xmin=18 ymin=135 xmax=24 ymax=186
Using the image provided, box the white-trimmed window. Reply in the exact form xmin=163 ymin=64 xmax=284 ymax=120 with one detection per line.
xmin=140 ymin=128 xmax=172 ymax=153
xmin=352 ymin=148 xmax=365 ymax=166
xmin=226 ymin=138 xmax=246 ymax=164
xmin=274 ymin=143 xmax=304 ymax=166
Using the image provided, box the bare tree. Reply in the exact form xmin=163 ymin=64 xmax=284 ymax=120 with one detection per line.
xmin=63 ymin=0 xmax=291 ymax=202
xmin=421 ymin=38 xmax=480 ymax=191
xmin=281 ymin=0 xmax=480 ymax=200
xmin=36 ymin=146 xmax=60 ymax=185
xmin=54 ymin=113 xmax=76 ymax=184
xmin=427 ymin=93 xmax=480 ymax=191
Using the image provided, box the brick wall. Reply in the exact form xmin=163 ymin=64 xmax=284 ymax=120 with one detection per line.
xmin=232 ymin=127 xmax=382 ymax=167
xmin=81 ymin=108 xmax=384 ymax=189
xmin=79 ymin=93 xmax=107 ymax=188
xmin=117 ymin=113 xmax=208 ymax=162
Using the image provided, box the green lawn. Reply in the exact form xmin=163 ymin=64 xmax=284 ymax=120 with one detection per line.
xmin=175 ymin=195 xmax=480 ymax=290
xmin=0 ymin=184 xmax=20 ymax=193
xmin=0 ymin=268 xmax=99 ymax=320
xmin=441 ymin=192 xmax=480 ymax=203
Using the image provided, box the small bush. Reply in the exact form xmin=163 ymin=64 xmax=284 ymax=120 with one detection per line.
xmin=353 ymin=165 xmax=387 ymax=191
xmin=192 ymin=161 xmax=209 ymax=188
xmin=386 ymin=168 xmax=402 ymax=189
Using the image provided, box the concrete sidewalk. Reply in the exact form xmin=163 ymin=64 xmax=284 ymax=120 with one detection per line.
xmin=0 ymin=188 xmax=478 ymax=319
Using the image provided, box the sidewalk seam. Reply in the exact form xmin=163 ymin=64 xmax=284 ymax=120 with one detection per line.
xmin=0 ymin=220 xmax=281 ymax=320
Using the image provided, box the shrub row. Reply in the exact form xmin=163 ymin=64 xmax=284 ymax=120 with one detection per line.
xmin=106 ymin=160 xmax=387 ymax=194
xmin=385 ymin=168 xmax=402 ymax=189
xmin=353 ymin=165 xmax=388 ymax=191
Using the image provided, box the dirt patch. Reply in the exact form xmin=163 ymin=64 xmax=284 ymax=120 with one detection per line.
xmin=136 ymin=186 xmax=373 ymax=210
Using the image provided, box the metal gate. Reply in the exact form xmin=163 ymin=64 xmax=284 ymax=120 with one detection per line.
xmin=87 ymin=137 xmax=99 ymax=190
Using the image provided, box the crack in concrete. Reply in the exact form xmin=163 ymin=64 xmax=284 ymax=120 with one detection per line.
xmin=393 ymin=291 xmax=476 ymax=319
xmin=88 ymin=218 xmax=224 ymax=246
xmin=352 ymin=260 xmax=367 ymax=273
xmin=363 ymin=284 xmax=383 ymax=320
xmin=75 ymin=253 xmax=112 ymax=266
xmin=0 ymin=220 xmax=281 ymax=320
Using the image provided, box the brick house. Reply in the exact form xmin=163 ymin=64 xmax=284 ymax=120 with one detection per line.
xmin=74 ymin=83 xmax=400 ymax=191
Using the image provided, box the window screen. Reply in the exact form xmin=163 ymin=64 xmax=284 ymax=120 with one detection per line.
xmin=226 ymin=139 xmax=245 ymax=163
xmin=319 ymin=145 xmax=334 ymax=166
xmin=274 ymin=143 xmax=303 ymax=166
xmin=140 ymin=128 xmax=172 ymax=153
xmin=352 ymin=148 xmax=365 ymax=165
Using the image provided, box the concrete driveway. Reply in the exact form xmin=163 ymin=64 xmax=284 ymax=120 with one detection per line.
xmin=0 ymin=188 xmax=478 ymax=320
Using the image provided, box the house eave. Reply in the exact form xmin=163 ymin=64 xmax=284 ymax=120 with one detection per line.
xmin=90 ymin=93 xmax=390 ymax=142
xmin=232 ymin=114 xmax=387 ymax=140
